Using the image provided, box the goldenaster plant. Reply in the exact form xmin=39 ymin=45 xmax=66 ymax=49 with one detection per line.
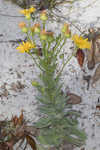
xmin=16 ymin=6 xmax=91 ymax=150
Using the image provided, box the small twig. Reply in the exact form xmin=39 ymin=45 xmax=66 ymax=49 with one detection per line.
xmin=0 ymin=39 xmax=25 ymax=43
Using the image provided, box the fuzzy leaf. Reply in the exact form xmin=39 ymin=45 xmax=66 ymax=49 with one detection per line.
xmin=34 ymin=117 xmax=51 ymax=128
xmin=38 ymin=128 xmax=61 ymax=146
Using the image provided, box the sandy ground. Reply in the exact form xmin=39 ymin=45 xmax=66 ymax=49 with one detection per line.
xmin=0 ymin=0 xmax=100 ymax=150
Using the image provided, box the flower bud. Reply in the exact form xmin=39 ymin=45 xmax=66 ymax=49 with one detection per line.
xmin=62 ymin=23 xmax=71 ymax=38
xmin=64 ymin=30 xmax=71 ymax=38
xmin=47 ymin=31 xmax=54 ymax=42
xmin=22 ymin=27 xmax=28 ymax=33
xmin=19 ymin=22 xmax=26 ymax=28
xmin=40 ymin=10 xmax=48 ymax=21
xmin=34 ymin=24 xmax=41 ymax=33
xmin=61 ymin=23 xmax=69 ymax=33
xmin=40 ymin=30 xmax=47 ymax=40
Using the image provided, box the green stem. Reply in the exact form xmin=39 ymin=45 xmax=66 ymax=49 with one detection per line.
xmin=41 ymin=40 xmax=46 ymax=57
xmin=28 ymin=52 xmax=44 ymax=72
xmin=47 ymin=41 xmax=51 ymax=52
xmin=53 ymin=36 xmax=63 ymax=52
xmin=43 ymin=22 xmax=45 ymax=30
xmin=55 ymin=37 xmax=66 ymax=57
xmin=56 ymin=48 xmax=77 ymax=80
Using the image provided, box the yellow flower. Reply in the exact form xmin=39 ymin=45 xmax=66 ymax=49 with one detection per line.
xmin=29 ymin=7 xmax=36 ymax=13
xmin=72 ymin=34 xmax=91 ymax=49
xmin=19 ymin=7 xmax=36 ymax=18
xmin=40 ymin=10 xmax=48 ymax=21
xmin=19 ymin=9 xmax=29 ymax=15
xmin=16 ymin=41 xmax=35 ymax=53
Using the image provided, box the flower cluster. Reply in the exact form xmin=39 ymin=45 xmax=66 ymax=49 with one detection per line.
xmin=17 ymin=7 xmax=91 ymax=54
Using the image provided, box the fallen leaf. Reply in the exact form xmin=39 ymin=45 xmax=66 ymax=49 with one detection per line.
xmin=81 ymin=148 xmax=85 ymax=150
xmin=12 ymin=115 xmax=19 ymax=126
xmin=0 ymin=143 xmax=9 ymax=150
xmin=37 ymin=48 xmax=42 ymax=56
xmin=67 ymin=93 xmax=82 ymax=105
xmin=16 ymin=81 xmax=25 ymax=89
xmin=96 ymin=105 xmax=100 ymax=110
xmin=91 ymin=64 xmax=100 ymax=85
xmin=87 ymin=29 xmax=100 ymax=69
xmin=76 ymin=49 xmax=84 ymax=67
xmin=94 ymin=36 xmax=100 ymax=64
xmin=18 ymin=110 xmax=24 ymax=125
xmin=2 ymin=89 xmax=9 ymax=97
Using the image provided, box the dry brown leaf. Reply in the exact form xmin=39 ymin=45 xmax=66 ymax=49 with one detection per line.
xmin=26 ymin=135 xmax=37 ymax=150
xmin=2 ymin=89 xmax=9 ymax=97
xmin=18 ymin=110 xmax=24 ymax=125
xmin=67 ymin=93 xmax=82 ymax=105
xmin=16 ymin=81 xmax=25 ymax=89
xmin=96 ymin=105 xmax=100 ymax=110
xmin=0 ymin=143 xmax=9 ymax=150
xmin=12 ymin=115 xmax=19 ymax=126
xmin=91 ymin=64 xmax=100 ymax=85
xmin=76 ymin=49 xmax=84 ymax=67
xmin=87 ymin=29 xmax=100 ymax=69
xmin=87 ymin=39 xmax=95 ymax=70
xmin=6 ymin=141 xmax=14 ymax=150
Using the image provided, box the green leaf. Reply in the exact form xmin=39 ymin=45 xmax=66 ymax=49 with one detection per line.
xmin=70 ymin=128 xmax=87 ymax=140
xmin=36 ymin=96 xmax=51 ymax=105
xmin=64 ymin=135 xmax=85 ymax=146
xmin=34 ymin=117 xmax=51 ymax=128
xmin=64 ymin=111 xmax=80 ymax=118
xmin=38 ymin=128 xmax=62 ymax=146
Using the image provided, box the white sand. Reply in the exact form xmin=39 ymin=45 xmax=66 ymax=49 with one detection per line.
xmin=0 ymin=0 xmax=100 ymax=150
